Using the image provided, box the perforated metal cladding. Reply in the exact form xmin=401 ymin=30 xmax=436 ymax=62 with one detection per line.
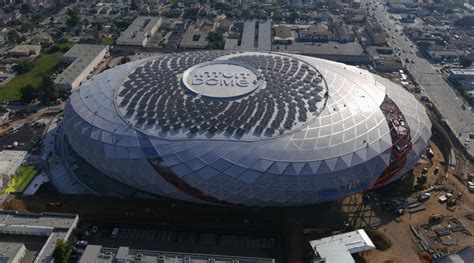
xmin=63 ymin=51 xmax=431 ymax=206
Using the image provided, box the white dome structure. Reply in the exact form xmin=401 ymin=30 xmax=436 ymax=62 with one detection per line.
xmin=63 ymin=51 xmax=431 ymax=206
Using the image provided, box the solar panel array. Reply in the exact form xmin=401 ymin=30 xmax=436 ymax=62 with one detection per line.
xmin=115 ymin=52 xmax=328 ymax=140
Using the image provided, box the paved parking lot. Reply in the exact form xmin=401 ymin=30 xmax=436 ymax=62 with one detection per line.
xmin=0 ymin=122 xmax=46 ymax=152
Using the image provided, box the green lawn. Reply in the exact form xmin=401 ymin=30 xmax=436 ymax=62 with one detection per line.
xmin=55 ymin=41 xmax=75 ymax=50
xmin=101 ymin=37 xmax=116 ymax=45
xmin=4 ymin=166 xmax=38 ymax=193
xmin=0 ymin=54 xmax=60 ymax=101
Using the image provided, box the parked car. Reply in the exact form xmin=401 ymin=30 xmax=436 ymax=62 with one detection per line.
xmin=76 ymin=240 xmax=88 ymax=247
xmin=468 ymin=181 xmax=474 ymax=193
xmin=72 ymin=248 xmax=84 ymax=255
xmin=418 ymin=193 xmax=431 ymax=202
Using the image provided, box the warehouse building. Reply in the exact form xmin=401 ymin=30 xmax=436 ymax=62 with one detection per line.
xmin=0 ymin=211 xmax=79 ymax=263
xmin=54 ymin=44 xmax=108 ymax=91
xmin=116 ymin=16 xmax=162 ymax=47
xmin=225 ymin=20 xmax=271 ymax=51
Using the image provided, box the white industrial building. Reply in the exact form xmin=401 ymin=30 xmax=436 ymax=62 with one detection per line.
xmin=0 ymin=211 xmax=79 ymax=263
xmin=0 ymin=150 xmax=27 ymax=187
xmin=225 ymin=20 xmax=272 ymax=51
xmin=310 ymin=229 xmax=376 ymax=263
xmin=54 ymin=44 xmax=108 ymax=91
xmin=0 ymin=242 xmax=27 ymax=263
xmin=116 ymin=16 xmax=162 ymax=47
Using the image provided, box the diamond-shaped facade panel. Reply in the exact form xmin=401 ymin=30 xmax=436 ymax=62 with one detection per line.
xmin=63 ymin=51 xmax=431 ymax=207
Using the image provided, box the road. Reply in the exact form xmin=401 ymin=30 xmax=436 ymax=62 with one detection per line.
xmin=364 ymin=0 xmax=474 ymax=157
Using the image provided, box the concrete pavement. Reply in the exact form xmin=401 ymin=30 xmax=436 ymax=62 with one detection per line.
xmin=364 ymin=0 xmax=474 ymax=157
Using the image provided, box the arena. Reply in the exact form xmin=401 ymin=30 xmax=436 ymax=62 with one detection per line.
xmin=63 ymin=51 xmax=431 ymax=206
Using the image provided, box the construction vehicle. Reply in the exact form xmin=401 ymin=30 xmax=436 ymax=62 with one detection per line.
xmin=429 ymin=214 xmax=444 ymax=224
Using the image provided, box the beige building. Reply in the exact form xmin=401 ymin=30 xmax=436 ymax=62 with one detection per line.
xmin=7 ymin=45 xmax=41 ymax=57
xmin=179 ymin=23 xmax=211 ymax=49
xmin=116 ymin=16 xmax=162 ymax=47
xmin=54 ymin=44 xmax=108 ymax=91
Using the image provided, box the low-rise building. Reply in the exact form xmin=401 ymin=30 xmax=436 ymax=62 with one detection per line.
xmin=54 ymin=44 xmax=108 ymax=91
xmin=365 ymin=21 xmax=387 ymax=46
xmin=0 ymin=150 xmax=27 ymax=187
xmin=79 ymin=245 xmax=275 ymax=263
xmin=0 ymin=72 xmax=14 ymax=88
xmin=0 ymin=211 xmax=79 ymax=263
xmin=332 ymin=24 xmax=355 ymax=43
xmin=448 ymin=68 xmax=474 ymax=94
xmin=366 ymin=46 xmax=403 ymax=72
xmin=0 ymin=107 xmax=10 ymax=125
xmin=0 ymin=242 xmax=27 ymax=263
xmin=225 ymin=20 xmax=271 ymax=51
xmin=7 ymin=45 xmax=41 ymax=57
xmin=426 ymin=46 xmax=463 ymax=63
xmin=273 ymin=25 xmax=294 ymax=45
xmin=448 ymin=68 xmax=474 ymax=81
xmin=272 ymin=40 xmax=369 ymax=64
xmin=298 ymin=25 xmax=331 ymax=43
xmin=179 ymin=23 xmax=210 ymax=49
xmin=310 ymin=229 xmax=375 ymax=263
xmin=215 ymin=19 xmax=232 ymax=34
xmin=116 ymin=16 xmax=162 ymax=47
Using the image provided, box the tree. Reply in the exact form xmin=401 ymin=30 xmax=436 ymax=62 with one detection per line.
xmin=130 ymin=0 xmax=139 ymax=11
xmin=417 ymin=41 xmax=432 ymax=51
xmin=20 ymin=84 xmax=38 ymax=103
xmin=38 ymin=76 xmax=58 ymax=103
xmin=53 ymin=239 xmax=68 ymax=263
xmin=50 ymin=0 xmax=65 ymax=11
xmin=66 ymin=9 xmax=80 ymax=27
xmin=207 ymin=32 xmax=224 ymax=49
xmin=6 ymin=30 xmax=20 ymax=44
xmin=20 ymin=3 xmax=30 ymax=14
xmin=454 ymin=16 xmax=474 ymax=27
xmin=13 ymin=61 xmax=33 ymax=74
xmin=434 ymin=38 xmax=445 ymax=46
xmin=460 ymin=56 xmax=472 ymax=68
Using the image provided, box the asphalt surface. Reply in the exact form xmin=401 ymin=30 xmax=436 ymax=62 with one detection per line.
xmin=364 ymin=0 xmax=474 ymax=156
xmin=0 ymin=123 xmax=46 ymax=153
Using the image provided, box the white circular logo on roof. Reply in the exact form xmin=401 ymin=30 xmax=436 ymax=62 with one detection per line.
xmin=182 ymin=60 xmax=263 ymax=98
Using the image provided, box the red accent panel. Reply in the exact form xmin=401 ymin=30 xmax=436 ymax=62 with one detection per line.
xmin=148 ymin=158 xmax=232 ymax=205
xmin=368 ymin=96 xmax=413 ymax=190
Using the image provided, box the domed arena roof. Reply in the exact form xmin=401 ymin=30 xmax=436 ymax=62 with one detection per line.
xmin=63 ymin=51 xmax=431 ymax=206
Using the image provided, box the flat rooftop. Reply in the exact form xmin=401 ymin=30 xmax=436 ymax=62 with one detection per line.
xmin=0 ymin=150 xmax=27 ymax=177
xmin=116 ymin=16 xmax=161 ymax=46
xmin=0 ymin=242 xmax=24 ymax=261
xmin=54 ymin=44 xmax=107 ymax=86
xmin=310 ymin=229 xmax=375 ymax=263
xmin=272 ymin=41 xmax=365 ymax=56
xmin=0 ymin=211 xmax=79 ymax=263
xmin=8 ymin=45 xmax=41 ymax=55
xmin=179 ymin=24 xmax=209 ymax=48
xmin=225 ymin=20 xmax=271 ymax=51
xmin=80 ymin=245 xmax=275 ymax=263
xmin=0 ymin=210 xmax=77 ymax=230
xmin=450 ymin=68 xmax=474 ymax=75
